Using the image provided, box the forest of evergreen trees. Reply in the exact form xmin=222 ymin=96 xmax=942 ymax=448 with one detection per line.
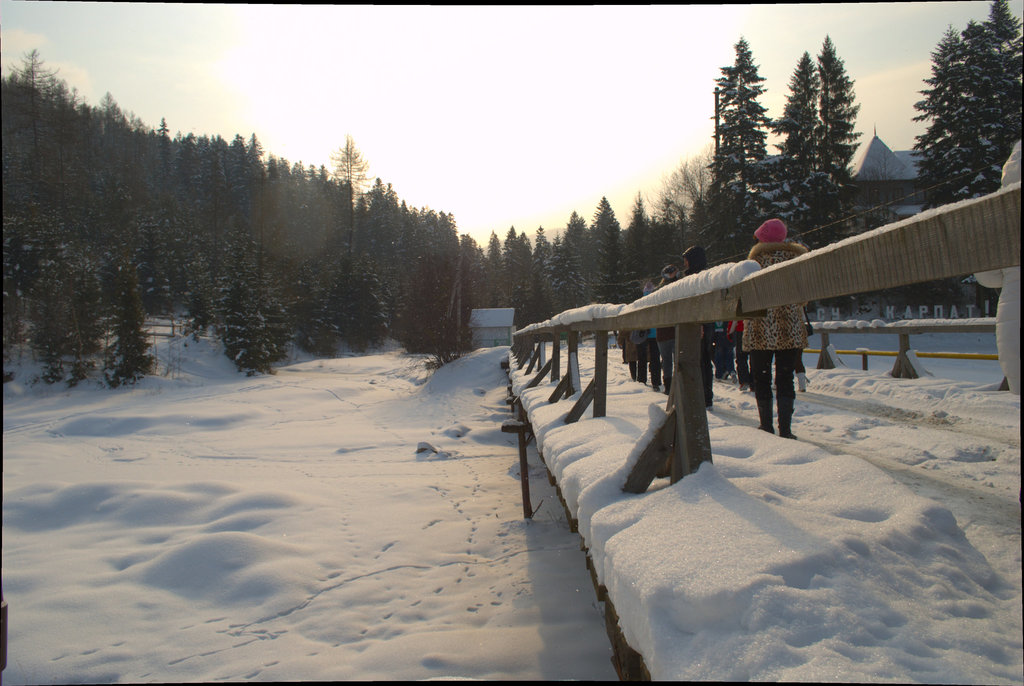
xmin=3 ymin=0 xmax=1019 ymax=386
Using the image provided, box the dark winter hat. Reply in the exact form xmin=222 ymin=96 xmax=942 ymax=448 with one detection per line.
xmin=754 ymin=218 xmax=787 ymax=243
xmin=661 ymin=264 xmax=679 ymax=279
xmin=681 ymin=245 xmax=707 ymax=275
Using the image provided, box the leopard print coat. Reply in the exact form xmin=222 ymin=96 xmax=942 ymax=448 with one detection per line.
xmin=742 ymin=241 xmax=809 ymax=352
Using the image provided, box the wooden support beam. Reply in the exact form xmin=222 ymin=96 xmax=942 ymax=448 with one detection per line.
xmin=550 ymin=331 xmax=561 ymax=382
xmin=672 ymin=323 xmax=712 ymax=480
xmin=891 ymin=333 xmax=919 ymax=379
xmin=816 ymin=332 xmax=835 ymax=369
xmin=567 ymin=331 xmax=580 ymax=396
xmin=548 ymin=373 xmax=573 ymax=403
xmin=623 ymin=407 xmax=676 ymax=493
xmin=594 ymin=331 xmax=608 ymax=418
xmin=565 ymin=378 xmax=596 ymax=424
xmin=501 ymin=420 xmax=534 ymax=519
xmin=525 ymin=340 xmax=540 ymax=374
xmin=526 ymin=358 xmax=553 ymax=389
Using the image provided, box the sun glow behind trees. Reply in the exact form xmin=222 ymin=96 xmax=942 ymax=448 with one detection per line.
xmin=209 ymin=4 xmax=745 ymax=242
xmin=1 ymin=1 xmax=1019 ymax=245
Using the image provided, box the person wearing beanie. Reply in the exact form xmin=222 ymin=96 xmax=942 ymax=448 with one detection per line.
xmin=743 ymin=219 xmax=809 ymax=438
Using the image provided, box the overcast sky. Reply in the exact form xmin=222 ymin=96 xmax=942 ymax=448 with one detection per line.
xmin=2 ymin=2 xmax=1019 ymax=244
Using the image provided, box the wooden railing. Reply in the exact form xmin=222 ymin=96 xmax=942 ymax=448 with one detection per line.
xmin=809 ymin=319 xmax=999 ymax=380
xmin=508 ymin=183 xmax=1020 ymax=493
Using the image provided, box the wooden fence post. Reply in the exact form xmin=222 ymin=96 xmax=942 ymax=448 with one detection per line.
xmin=551 ymin=331 xmax=561 ymax=383
xmin=672 ymin=323 xmax=712 ymax=480
xmin=816 ymin=332 xmax=834 ymax=369
xmin=594 ymin=331 xmax=608 ymax=418
xmin=502 ymin=420 xmax=534 ymax=519
xmin=567 ymin=331 xmax=581 ymax=397
xmin=891 ymin=333 xmax=919 ymax=379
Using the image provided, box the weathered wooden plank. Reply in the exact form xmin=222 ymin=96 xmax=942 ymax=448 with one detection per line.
xmin=524 ymin=341 xmax=540 ymax=374
xmin=501 ymin=420 xmax=534 ymax=519
xmin=623 ymin=407 xmax=676 ymax=493
xmin=673 ymin=323 xmax=713 ymax=480
xmin=594 ymin=331 xmax=608 ymax=418
xmin=525 ymin=359 xmax=552 ymax=389
xmin=550 ymin=331 xmax=561 ymax=382
xmin=565 ymin=378 xmax=596 ymax=424
xmin=548 ymin=373 xmax=573 ymax=403
xmin=737 ymin=187 xmax=1020 ymax=313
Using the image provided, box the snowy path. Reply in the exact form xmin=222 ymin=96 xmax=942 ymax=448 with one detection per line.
xmin=2 ymin=345 xmax=617 ymax=683
xmin=711 ymin=380 xmax=1021 ymax=589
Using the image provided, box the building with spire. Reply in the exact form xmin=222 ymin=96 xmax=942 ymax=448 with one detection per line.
xmin=850 ymin=133 xmax=925 ymax=228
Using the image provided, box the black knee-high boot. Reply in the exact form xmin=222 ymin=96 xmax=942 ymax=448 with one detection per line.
xmin=778 ymin=396 xmax=796 ymax=439
xmin=756 ymin=395 xmax=774 ymax=434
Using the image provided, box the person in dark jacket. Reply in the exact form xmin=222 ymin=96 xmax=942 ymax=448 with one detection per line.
xmin=655 ymin=264 xmax=680 ymax=394
xmin=729 ymin=320 xmax=752 ymax=391
xmin=742 ymin=219 xmax=809 ymax=438
xmin=681 ymin=245 xmax=715 ymax=408
xmin=640 ymin=280 xmax=661 ymax=390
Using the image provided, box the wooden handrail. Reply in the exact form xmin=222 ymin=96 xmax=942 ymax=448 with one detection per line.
xmin=508 ymin=184 xmax=1019 ymax=492
xmin=515 ymin=185 xmax=1019 ymax=338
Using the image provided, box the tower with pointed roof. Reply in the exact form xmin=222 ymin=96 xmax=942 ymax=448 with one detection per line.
xmin=850 ymin=134 xmax=925 ymax=229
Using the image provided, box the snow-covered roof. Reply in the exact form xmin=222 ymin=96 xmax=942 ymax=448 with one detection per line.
xmin=469 ymin=308 xmax=515 ymax=328
xmin=852 ymin=135 xmax=919 ymax=181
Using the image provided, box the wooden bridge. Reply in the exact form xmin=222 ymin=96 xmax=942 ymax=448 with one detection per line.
xmin=501 ymin=183 xmax=1019 ymax=679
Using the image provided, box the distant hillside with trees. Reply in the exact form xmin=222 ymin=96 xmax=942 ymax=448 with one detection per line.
xmin=3 ymin=0 xmax=1018 ymax=384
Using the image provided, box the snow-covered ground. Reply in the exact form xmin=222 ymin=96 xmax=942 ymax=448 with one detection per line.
xmin=2 ymin=328 xmax=1020 ymax=683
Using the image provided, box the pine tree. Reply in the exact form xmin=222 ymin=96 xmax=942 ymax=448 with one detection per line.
xmin=484 ymin=231 xmax=504 ymax=306
xmin=105 ymin=254 xmax=154 ymax=387
xmin=341 ymin=254 xmax=386 ymax=352
xmin=622 ymin=194 xmax=650 ymax=293
xmin=710 ymin=37 xmax=773 ymax=260
xmin=66 ymin=250 xmax=105 ymax=385
xmin=592 ymin=197 xmax=625 ymax=303
xmin=219 ymin=237 xmax=290 ymax=375
xmin=330 ymin=135 xmax=371 ymax=256
xmin=524 ymin=227 xmax=555 ymax=325
xmin=815 ymin=36 xmax=861 ymax=237
xmin=915 ymin=1 xmax=1022 ymax=206
xmin=775 ymin=53 xmax=820 ymax=178
xmin=28 ymin=256 xmax=73 ymax=384
xmin=502 ymin=228 xmax=533 ymax=327
xmin=555 ymin=211 xmax=590 ymax=310
xmin=764 ymin=51 xmax=831 ymax=238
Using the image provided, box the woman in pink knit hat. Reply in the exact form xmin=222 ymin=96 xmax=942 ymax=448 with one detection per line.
xmin=742 ymin=218 xmax=809 ymax=438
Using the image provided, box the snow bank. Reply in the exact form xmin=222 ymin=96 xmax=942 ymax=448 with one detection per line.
xmin=511 ymin=346 xmax=1021 ymax=682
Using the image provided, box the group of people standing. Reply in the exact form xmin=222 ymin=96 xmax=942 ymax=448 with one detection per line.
xmin=617 ymin=217 xmax=809 ymax=439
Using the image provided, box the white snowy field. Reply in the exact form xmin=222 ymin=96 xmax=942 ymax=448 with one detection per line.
xmin=2 ymin=339 xmax=616 ymax=683
xmin=2 ymin=328 xmax=1021 ymax=683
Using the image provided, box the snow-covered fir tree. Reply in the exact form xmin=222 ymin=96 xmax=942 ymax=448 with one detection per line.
xmin=219 ymin=238 xmax=290 ymax=376
xmin=104 ymin=254 xmax=154 ymax=387
xmin=814 ymin=35 xmax=861 ymax=237
xmin=709 ymin=37 xmax=773 ymax=261
xmin=591 ymin=197 xmax=625 ymax=304
xmin=914 ymin=0 xmax=1022 ymax=207
xmin=622 ymin=194 xmax=651 ymax=290
xmin=763 ymin=38 xmax=860 ymax=245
